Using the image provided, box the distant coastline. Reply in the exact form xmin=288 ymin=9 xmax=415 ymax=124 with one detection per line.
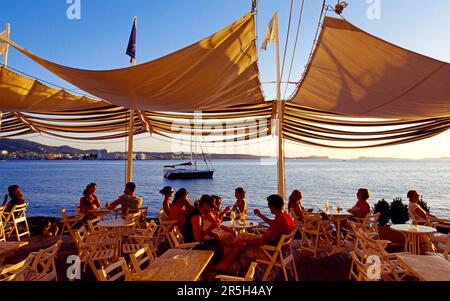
xmin=1 ymin=138 xmax=449 ymax=161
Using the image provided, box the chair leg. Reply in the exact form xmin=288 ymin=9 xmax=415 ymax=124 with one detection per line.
xmin=262 ymin=261 xmax=275 ymax=281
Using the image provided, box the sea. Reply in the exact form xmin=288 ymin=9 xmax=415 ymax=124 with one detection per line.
xmin=1 ymin=159 xmax=449 ymax=219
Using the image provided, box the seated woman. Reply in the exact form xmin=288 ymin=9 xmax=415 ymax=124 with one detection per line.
xmin=167 ymin=188 xmax=191 ymax=232
xmin=407 ymin=190 xmax=436 ymax=224
xmin=183 ymin=195 xmax=223 ymax=262
xmin=203 ymin=195 xmax=233 ymax=242
xmin=288 ymin=189 xmax=306 ymax=219
xmin=2 ymin=185 xmax=25 ymax=212
xmin=226 ymin=187 xmax=247 ymax=220
xmin=79 ymin=183 xmax=101 ymax=220
xmin=348 ymin=188 xmax=371 ymax=219
xmin=160 ymin=186 xmax=174 ymax=216
xmin=214 ymin=194 xmax=295 ymax=272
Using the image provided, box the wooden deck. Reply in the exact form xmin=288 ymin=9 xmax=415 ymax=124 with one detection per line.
xmin=1 ymin=235 xmax=355 ymax=281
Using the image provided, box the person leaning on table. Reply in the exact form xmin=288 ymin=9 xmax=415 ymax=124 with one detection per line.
xmin=108 ymin=182 xmax=143 ymax=217
xmin=213 ymin=194 xmax=295 ymax=272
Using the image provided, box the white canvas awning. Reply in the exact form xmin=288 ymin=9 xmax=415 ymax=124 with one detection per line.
xmin=290 ymin=17 xmax=450 ymax=119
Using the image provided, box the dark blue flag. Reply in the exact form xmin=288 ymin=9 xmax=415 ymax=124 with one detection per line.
xmin=126 ymin=18 xmax=136 ymax=63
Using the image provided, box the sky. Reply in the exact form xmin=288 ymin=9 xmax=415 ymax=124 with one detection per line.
xmin=1 ymin=0 xmax=450 ymax=159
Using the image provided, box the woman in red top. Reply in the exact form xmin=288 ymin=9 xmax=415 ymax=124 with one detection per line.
xmin=348 ymin=188 xmax=371 ymax=219
xmin=79 ymin=183 xmax=101 ymax=220
xmin=168 ymin=188 xmax=193 ymax=232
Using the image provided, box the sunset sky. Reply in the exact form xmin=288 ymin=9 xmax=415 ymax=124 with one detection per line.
xmin=2 ymin=0 xmax=450 ymax=159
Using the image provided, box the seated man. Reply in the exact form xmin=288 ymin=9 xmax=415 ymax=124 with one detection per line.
xmin=108 ymin=182 xmax=143 ymax=218
xmin=407 ymin=190 xmax=436 ymax=224
xmin=214 ymin=194 xmax=295 ymax=271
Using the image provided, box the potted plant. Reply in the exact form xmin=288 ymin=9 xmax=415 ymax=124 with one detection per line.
xmin=374 ymin=198 xmax=406 ymax=245
xmin=390 ymin=198 xmax=410 ymax=224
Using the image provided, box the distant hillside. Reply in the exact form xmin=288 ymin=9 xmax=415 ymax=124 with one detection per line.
xmin=0 ymin=138 xmax=88 ymax=155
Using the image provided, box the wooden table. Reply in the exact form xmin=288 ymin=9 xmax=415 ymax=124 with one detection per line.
xmin=0 ymin=242 xmax=29 ymax=266
xmin=321 ymin=208 xmax=352 ymax=246
xmin=222 ymin=220 xmax=259 ymax=231
xmin=131 ymin=249 xmax=214 ymax=281
xmin=396 ymin=254 xmax=450 ymax=281
xmin=391 ymin=224 xmax=437 ymax=255
xmin=89 ymin=208 xmax=111 ymax=218
xmin=98 ymin=219 xmax=134 ymax=228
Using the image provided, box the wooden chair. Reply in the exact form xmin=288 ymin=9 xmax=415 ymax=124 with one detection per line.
xmin=356 ymin=225 xmax=411 ymax=281
xmin=216 ymin=262 xmax=258 ymax=281
xmin=95 ymin=257 xmax=131 ymax=281
xmin=299 ymin=212 xmax=333 ymax=258
xmin=345 ymin=213 xmax=380 ymax=243
xmin=122 ymin=220 xmax=159 ymax=258
xmin=168 ymin=226 xmax=200 ymax=250
xmin=72 ymin=226 xmax=118 ymax=273
xmin=129 ymin=246 xmax=155 ymax=274
xmin=155 ymin=208 xmax=177 ymax=249
xmin=290 ymin=208 xmax=303 ymax=237
xmin=349 ymin=251 xmax=378 ymax=281
xmin=2 ymin=203 xmax=30 ymax=241
xmin=60 ymin=208 xmax=84 ymax=239
xmin=0 ymin=206 xmax=5 ymax=242
xmin=26 ymin=240 xmax=62 ymax=281
xmin=125 ymin=207 xmax=149 ymax=228
xmin=0 ymin=255 xmax=35 ymax=281
xmin=255 ymin=232 xmax=298 ymax=281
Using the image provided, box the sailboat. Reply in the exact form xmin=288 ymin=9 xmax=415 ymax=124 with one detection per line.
xmin=163 ymin=135 xmax=214 ymax=179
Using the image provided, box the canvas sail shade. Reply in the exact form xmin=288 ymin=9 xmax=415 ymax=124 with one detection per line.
xmin=2 ymin=13 xmax=264 ymax=112
xmin=290 ymin=17 xmax=450 ymax=119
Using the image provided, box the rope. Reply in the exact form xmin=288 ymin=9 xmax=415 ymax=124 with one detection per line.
xmin=283 ymin=0 xmax=306 ymax=99
xmin=280 ymin=0 xmax=295 ymax=83
xmin=287 ymin=0 xmax=327 ymax=101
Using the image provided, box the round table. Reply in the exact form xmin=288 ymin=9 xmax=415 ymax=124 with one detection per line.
xmin=222 ymin=220 xmax=259 ymax=230
xmin=391 ymin=224 xmax=437 ymax=255
xmin=89 ymin=208 xmax=111 ymax=218
xmin=98 ymin=219 xmax=135 ymax=228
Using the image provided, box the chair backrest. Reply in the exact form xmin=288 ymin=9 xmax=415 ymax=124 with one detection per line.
xmin=0 ymin=254 xmax=35 ymax=281
xmin=157 ymin=208 xmax=166 ymax=224
xmin=169 ymin=226 xmax=185 ymax=248
xmin=87 ymin=217 xmax=102 ymax=233
xmin=290 ymin=208 xmax=303 ymax=229
xmin=129 ymin=246 xmax=155 ymax=273
xmin=146 ymin=219 xmax=159 ymax=237
xmin=349 ymin=251 xmax=376 ymax=281
xmin=0 ymin=206 xmax=5 ymax=242
xmin=302 ymin=212 xmax=322 ymax=235
xmin=11 ymin=203 xmax=28 ymax=221
xmin=97 ymin=257 xmax=130 ymax=281
xmin=244 ymin=262 xmax=258 ymax=281
xmin=443 ymin=234 xmax=450 ymax=260
xmin=29 ymin=240 xmax=62 ymax=281
xmin=73 ymin=226 xmax=89 ymax=252
xmin=363 ymin=213 xmax=380 ymax=233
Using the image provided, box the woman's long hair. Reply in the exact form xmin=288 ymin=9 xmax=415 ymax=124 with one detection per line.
xmin=172 ymin=188 xmax=188 ymax=205
xmin=83 ymin=183 xmax=97 ymax=198
xmin=288 ymin=190 xmax=302 ymax=204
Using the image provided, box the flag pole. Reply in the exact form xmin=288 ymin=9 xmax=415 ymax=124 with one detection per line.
xmin=2 ymin=23 xmax=10 ymax=66
xmin=127 ymin=16 xmax=137 ymax=183
xmin=1 ymin=23 xmax=10 ymax=134
xmin=274 ymin=12 xmax=286 ymax=199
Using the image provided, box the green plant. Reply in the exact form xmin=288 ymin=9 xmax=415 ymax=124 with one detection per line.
xmin=374 ymin=199 xmax=391 ymax=226
xmin=390 ymin=198 xmax=409 ymax=224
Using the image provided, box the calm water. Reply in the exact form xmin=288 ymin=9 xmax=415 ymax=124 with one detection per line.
xmin=1 ymin=160 xmax=449 ymax=219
